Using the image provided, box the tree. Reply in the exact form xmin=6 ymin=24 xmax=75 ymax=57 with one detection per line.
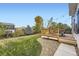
xmin=63 ymin=24 xmax=72 ymax=34
xmin=0 ymin=23 xmax=6 ymax=37
xmin=48 ymin=17 xmax=53 ymax=28
xmin=32 ymin=25 xmax=40 ymax=33
xmin=34 ymin=16 xmax=43 ymax=33
xmin=57 ymin=23 xmax=72 ymax=34
xmin=48 ymin=20 xmax=72 ymax=34
xmin=26 ymin=25 xmax=33 ymax=35
xmin=47 ymin=17 xmax=58 ymax=33
xmin=57 ymin=23 xmax=64 ymax=29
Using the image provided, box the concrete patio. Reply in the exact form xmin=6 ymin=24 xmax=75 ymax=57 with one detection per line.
xmin=54 ymin=43 xmax=77 ymax=56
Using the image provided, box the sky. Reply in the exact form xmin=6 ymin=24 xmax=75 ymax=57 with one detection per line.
xmin=0 ymin=3 xmax=71 ymax=27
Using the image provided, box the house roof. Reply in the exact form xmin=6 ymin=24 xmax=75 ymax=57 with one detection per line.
xmin=69 ymin=3 xmax=78 ymax=16
xmin=0 ymin=22 xmax=14 ymax=26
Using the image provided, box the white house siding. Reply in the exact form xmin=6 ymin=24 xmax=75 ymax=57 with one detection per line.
xmin=71 ymin=16 xmax=75 ymax=34
xmin=72 ymin=4 xmax=79 ymax=38
xmin=71 ymin=4 xmax=79 ymax=55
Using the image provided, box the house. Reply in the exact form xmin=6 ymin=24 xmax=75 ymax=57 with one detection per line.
xmin=0 ymin=22 xmax=15 ymax=37
xmin=0 ymin=22 xmax=15 ymax=30
xmin=69 ymin=3 xmax=79 ymax=55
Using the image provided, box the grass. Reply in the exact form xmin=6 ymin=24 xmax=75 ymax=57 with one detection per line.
xmin=0 ymin=34 xmax=42 ymax=56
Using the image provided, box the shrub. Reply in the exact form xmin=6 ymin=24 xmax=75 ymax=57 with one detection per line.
xmin=0 ymin=30 xmax=5 ymax=38
xmin=13 ymin=28 xmax=25 ymax=37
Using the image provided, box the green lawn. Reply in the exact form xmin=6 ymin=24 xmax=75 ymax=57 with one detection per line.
xmin=0 ymin=35 xmax=42 ymax=56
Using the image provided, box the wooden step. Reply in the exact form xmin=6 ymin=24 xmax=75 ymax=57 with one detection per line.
xmin=41 ymin=36 xmax=58 ymax=41
xmin=59 ymin=39 xmax=77 ymax=46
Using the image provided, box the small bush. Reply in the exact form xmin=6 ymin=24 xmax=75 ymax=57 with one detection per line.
xmin=0 ymin=30 xmax=5 ymax=38
xmin=13 ymin=28 xmax=25 ymax=37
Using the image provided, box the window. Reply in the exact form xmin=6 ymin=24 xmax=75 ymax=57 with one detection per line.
xmin=77 ymin=9 xmax=79 ymax=33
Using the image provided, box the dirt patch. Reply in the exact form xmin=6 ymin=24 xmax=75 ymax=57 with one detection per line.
xmin=37 ymin=38 xmax=60 ymax=56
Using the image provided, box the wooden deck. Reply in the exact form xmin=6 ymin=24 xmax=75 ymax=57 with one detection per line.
xmin=59 ymin=34 xmax=77 ymax=46
xmin=41 ymin=34 xmax=77 ymax=46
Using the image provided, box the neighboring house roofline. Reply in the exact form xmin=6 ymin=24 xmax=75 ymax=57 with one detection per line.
xmin=0 ymin=22 xmax=14 ymax=26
